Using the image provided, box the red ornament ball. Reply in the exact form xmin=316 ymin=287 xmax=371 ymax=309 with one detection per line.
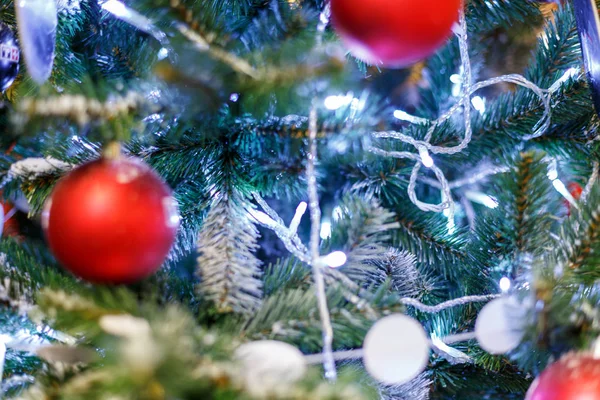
xmin=526 ymin=353 xmax=600 ymax=400
xmin=43 ymin=156 xmax=179 ymax=284
xmin=330 ymin=0 xmax=461 ymax=68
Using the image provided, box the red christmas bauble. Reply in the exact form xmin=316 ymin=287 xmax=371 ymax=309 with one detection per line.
xmin=330 ymin=0 xmax=461 ymax=68
xmin=526 ymin=353 xmax=600 ymax=400
xmin=42 ymin=156 xmax=179 ymax=284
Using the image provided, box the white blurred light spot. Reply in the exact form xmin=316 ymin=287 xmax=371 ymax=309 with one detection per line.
xmin=466 ymin=191 xmax=499 ymax=209
xmin=450 ymin=74 xmax=462 ymax=84
xmin=320 ymin=220 xmax=332 ymax=240
xmin=547 ymin=162 xmax=578 ymax=209
xmin=393 ymin=110 xmax=428 ymax=125
xmin=249 ymin=209 xmax=275 ymax=226
xmin=324 ymin=94 xmax=353 ymax=110
xmin=471 ymin=96 xmax=486 ymax=114
xmin=418 ymin=147 xmax=434 ymax=168
xmin=321 ymin=251 xmax=347 ymax=268
xmin=332 ymin=206 xmax=343 ymax=221
xmin=230 ymin=93 xmax=239 ymax=102
xmin=499 ymin=277 xmax=511 ymax=293
xmin=157 ymin=47 xmax=169 ymax=60
xmin=101 ymin=0 xmax=128 ymax=16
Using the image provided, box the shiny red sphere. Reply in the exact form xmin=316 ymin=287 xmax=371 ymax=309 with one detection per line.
xmin=43 ymin=157 xmax=179 ymax=284
xmin=331 ymin=0 xmax=461 ymax=68
xmin=526 ymin=353 xmax=600 ymax=400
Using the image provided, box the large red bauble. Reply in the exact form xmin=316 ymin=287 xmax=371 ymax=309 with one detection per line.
xmin=526 ymin=353 xmax=600 ymax=400
xmin=42 ymin=157 xmax=179 ymax=284
xmin=330 ymin=0 xmax=461 ymax=68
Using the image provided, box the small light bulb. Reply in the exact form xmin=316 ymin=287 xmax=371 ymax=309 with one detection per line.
xmin=320 ymin=221 xmax=332 ymax=240
xmin=499 ymin=277 xmax=511 ymax=292
xmin=324 ymin=95 xmax=353 ymax=110
xmin=321 ymin=251 xmax=347 ymax=268
xmin=101 ymin=0 xmax=129 ymax=17
xmin=471 ymin=96 xmax=486 ymax=114
xmin=249 ymin=209 xmax=275 ymax=226
xmin=418 ymin=147 xmax=434 ymax=168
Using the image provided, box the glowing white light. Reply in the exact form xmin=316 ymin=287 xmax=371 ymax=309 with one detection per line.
xmin=450 ymin=74 xmax=462 ymax=84
xmin=393 ymin=110 xmax=428 ymax=125
xmin=553 ymin=179 xmax=578 ymax=208
xmin=230 ymin=93 xmax=239 ymax=102
xmin=157 ymin=47 xmax=169 ymax=60
xmin=320 ymin=221 xmax=332 ymax=240
xmin=465 ymin=191 xmax=499 ymax=209
xmin=471 ymin=96 xmax=486 ymax=114
xmin=499 ymin=277 xmax=511 ymax=293
xmin=324 ymin=94 xmax=353 ymax=110
xmin=249 ymin=209 xmax=275 ymax=226
xmin=101 ymin=0 xmax=128 ymax=16
xmin=418 ymin=147 xmax=434 ymax=168
xmin=450 ymin=72 xmax=463 ymax=97
xmin=332 ymin=206 xmax=343 ymax=221
xmin=321 ymin=251 xmax=347 ymax=268
xmin=547 ymin=162 xmax=578 ymax=209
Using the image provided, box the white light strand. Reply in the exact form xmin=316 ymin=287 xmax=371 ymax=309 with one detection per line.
xmin=369 ymin=4 xmax=571 ymax=226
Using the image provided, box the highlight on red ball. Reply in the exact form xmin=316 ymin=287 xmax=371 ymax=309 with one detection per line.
xmin=330 ymin=0 xmax=461 ymax=68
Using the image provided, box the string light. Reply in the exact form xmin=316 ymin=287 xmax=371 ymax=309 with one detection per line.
xmin=499 ymin=277 xmax=511 ymax=293
xmin=324 ymin=94 xmax=354 ymax=110
xmin=465 ymin=191 xmax=499 ymax=209
xmin=320 ymin=220 xmax=332 ymax=239
xmin=418 ymin=147 xmax=434 ymax=168
xmin=471 ymin=96 xmax=486 ymax=114
xmin=321 ymin=251 xmax=347 ymax=268
xmin=548 ymin=161 xmax=579 ymax=208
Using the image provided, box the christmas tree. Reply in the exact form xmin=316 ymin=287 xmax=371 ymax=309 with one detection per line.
xmin=0 ymin=0 xmax=599 ymax=398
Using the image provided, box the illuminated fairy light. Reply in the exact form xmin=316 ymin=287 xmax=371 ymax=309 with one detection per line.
xmin=465 ymin=191 xmax=499 ymax=209
xmin=248 ymin=209 xmax=276 ymax=226
xmin=393 ymin=109 xmax=428 ymax=125
xmin=289 ymin=202 xmax=307 ymax=234
xmin=332 ymin=206 xmax=343 ymax=221
xmin=320 ymin=220 xmax=332 ymax=240
xmin=418 ymin=147 xmax=434 ymax=168
xmin=157 ymin=47 xmax=169 ymax=60
xmin=471 ymin=96 xmax=486 ymax=114
xmin=100 ymin=0 xmax=128 ymax=16
xmin=499 ymin=277 xmax=511 ymax=293
xmin=324 ymin=94 xmax=354 ymax=110
xmin=547 ymin=162 xmax=579 ymax=209
xmin=450 ymin=73 xmax=462 ymax=97
xmin=321 ymin=251 xmax=347 ymax=268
